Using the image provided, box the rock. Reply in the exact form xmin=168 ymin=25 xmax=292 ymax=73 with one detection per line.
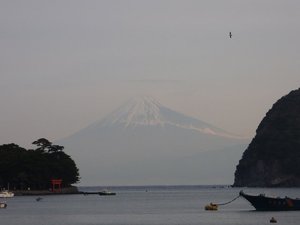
xmin=234 ymin=88 xmax=300 ymax=187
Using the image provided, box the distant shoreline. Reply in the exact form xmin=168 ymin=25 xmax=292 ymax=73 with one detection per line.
xmin=12 ymin=186 xmax=81 ymax=196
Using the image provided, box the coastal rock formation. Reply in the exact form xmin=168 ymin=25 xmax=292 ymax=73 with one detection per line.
xmin=234 ymin=88 xmax=300 ymax=187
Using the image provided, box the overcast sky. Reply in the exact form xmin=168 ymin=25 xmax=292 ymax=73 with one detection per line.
xmin=1 ymin=0 xmax=300 ymax=148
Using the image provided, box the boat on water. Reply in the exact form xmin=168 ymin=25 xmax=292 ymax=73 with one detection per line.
xmin=98 ymin=190 xmax=116 ymax=196
xmin=0 ymin=202 xmax=7 ymax=208
xmin=0 ymin=191 xmax=14 ymax=198
xmin=239 ymin=190 xmax=300 ymax=211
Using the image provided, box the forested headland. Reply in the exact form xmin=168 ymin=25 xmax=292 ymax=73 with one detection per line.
xmin=234 ymin=88 xmax=300 ymax=187
xmin=0 ymin=138 xmax=79 ymax=191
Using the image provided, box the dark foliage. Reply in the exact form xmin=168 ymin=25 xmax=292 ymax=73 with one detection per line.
xmin=0 ymin=139 xmax=79 ymax=190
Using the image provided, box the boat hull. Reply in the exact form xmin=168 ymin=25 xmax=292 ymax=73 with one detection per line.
xmin=240 ymin=191 xmax=300 ymax=211
xmin=98 ymin=192 xmax=116 ymax=196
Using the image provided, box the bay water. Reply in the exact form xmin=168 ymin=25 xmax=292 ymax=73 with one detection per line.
xmin=1 ymin=186 xmax=300 ymax=225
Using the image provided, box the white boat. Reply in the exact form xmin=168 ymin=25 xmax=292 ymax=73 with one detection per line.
xmin=98 ymin=189 xmax=116 ymax=196
xmin=0 ymin=202 xmax=7 ymax=208
xmin=0 ymin=191 xmax=14 ymax=198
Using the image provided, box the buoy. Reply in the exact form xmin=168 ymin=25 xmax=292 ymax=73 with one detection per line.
xmin=205 ymin=194 xmax=240 ymax=211
xmin=270 ymin=217 xmax=277 ymax=223
xmin=205 ymin=203 xmax=218 ymax=211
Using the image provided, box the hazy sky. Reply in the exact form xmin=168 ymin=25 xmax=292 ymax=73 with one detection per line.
xmin=1 ymin=0 xmax=300 ymax=148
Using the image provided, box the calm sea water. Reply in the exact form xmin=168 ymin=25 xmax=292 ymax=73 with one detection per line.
xmin=1 ymin=186 xmax=300 ymax=225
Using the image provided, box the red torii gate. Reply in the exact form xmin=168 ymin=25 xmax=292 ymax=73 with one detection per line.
xmin=51 ymin=179 xmax=62 ymax=192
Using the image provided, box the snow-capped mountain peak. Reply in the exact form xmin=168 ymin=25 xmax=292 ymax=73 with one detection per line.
xmin=60 ymin=96 xmax=249 ymax=186
xmin=103 ymin=96 xmax=165 ymax=127
xmin=98 ymin=96 xmax=243 ymax=139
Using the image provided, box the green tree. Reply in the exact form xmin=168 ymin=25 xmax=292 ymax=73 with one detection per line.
xmin=0 ymin=140 xmax=80 ymax=190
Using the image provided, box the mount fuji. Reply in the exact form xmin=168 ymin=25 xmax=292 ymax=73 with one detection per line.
xmin=60 ymin=96 xmax=249 ymax=186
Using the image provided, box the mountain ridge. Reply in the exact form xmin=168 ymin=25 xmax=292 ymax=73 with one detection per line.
xmin=73 ymin=96 xmax=244 ymax=140
xmin=60 ymin=96 xmax=249 ymax=186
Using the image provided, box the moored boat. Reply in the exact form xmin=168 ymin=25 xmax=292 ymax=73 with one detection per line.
xmin=0 ymin=191 xmax=14 ymax=198
xmin=239 ymin=190 xmax=300 ymax=211
xmin=98 ymin=190 xmax=116 ymax=196
xmin=0 ymin=202 xmax=7 ymax=208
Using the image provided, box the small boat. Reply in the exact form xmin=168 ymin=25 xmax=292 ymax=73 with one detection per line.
xmin=239 ymin=190 xmax=300 ymax=211
xmin=36 ymin=197 xmax=43 ymax=201
xmin=98 ymin=190 xmax=116 ymax=196
xmin=0 ymin=191 xmax=14 ymax=198
xmin=0 ymin=202 xmax=7 ymax=208
xmin=270 ymin=217 xmax=277 ymax=223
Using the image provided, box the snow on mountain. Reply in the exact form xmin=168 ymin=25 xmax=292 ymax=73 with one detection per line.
xmin=102 ymin=96 xmax=164 ymax=127
xmin=99 ymin=96 xmax=241 ymax=139
xmin=60 ymin=96 xmax=249 ymax=186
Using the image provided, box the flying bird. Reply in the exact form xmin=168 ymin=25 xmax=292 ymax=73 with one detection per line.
xmin=229 ymin=32 xmax=232 ymax=38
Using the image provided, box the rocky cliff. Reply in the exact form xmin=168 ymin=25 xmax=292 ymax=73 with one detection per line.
xmin=234 ymin=88 xmax=300 ymax=187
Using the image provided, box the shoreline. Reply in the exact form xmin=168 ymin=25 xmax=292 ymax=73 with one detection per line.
xmin=12 ymin=186 xmax=82 ymax=196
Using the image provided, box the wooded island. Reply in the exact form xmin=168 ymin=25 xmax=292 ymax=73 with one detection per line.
xmin=0 ymin=138 xmax=79 ymax=191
